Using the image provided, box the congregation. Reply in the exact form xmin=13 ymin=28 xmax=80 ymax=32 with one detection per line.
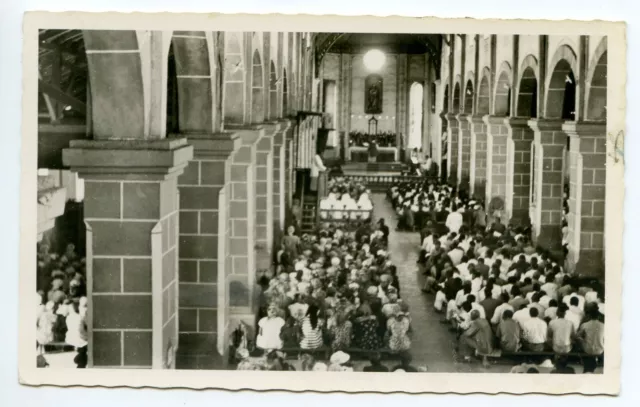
xmin=232 ymin=178 xmax=422 ymax=371
xmin=35 ymin=241 xmax=88 ymax=368
xmin=388 ymin=178 xmax=605 ymax=373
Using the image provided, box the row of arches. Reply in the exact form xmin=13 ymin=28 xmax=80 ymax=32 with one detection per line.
xmin=72 ymin=30 xmax=306 ymax=140
xmin=438 ymin=40 xmax=606 ymax=121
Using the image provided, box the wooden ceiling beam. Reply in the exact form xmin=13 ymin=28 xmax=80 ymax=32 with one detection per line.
xmin=38 ymin=79 xmax=87 ymax=115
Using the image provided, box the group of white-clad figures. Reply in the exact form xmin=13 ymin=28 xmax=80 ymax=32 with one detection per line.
xmin=319 ymin=177 xmax=374 ymax=221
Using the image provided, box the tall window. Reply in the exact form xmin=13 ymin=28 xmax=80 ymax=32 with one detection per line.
xmin=408 ymin=82 xmax=424 ymax=149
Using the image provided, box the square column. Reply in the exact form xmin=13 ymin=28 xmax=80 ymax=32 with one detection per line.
xmin=468 ymin=115 xmax=487 ymax=199
xmin=484 ymin=115 xmax=509 ymax=221
xmin=226 ymin=125 xmax=263 ymax=330
xmin=528 ymin=119 xmax=566 ymax=254
xmin=563 ymin=122 xmax=606 ymax=277
xmin=457 ymin=113 xmax=472 ymax=192
xmin=272 ymin=121 xmax=290 ymax=235
xmin=176 ymin=132 xmax=240 ymax=368
xmin=445 ymin=113 xmax=459 ymax=185
xmin=256 ymin=123 xmax=279 ymax=271
xmin=505 ymin=118 xmax=535 ymax=227
xmin=62 ymin=138 xmax=193 ymax=369
xmin=284 ymin=125 xmax=295 ymax=214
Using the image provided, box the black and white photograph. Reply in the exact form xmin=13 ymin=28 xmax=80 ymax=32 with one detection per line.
xmin=20 ymin=12 xmax=625 ymax=394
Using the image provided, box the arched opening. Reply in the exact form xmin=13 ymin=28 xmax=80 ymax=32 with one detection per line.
xmin=282 ymin=68 xmax=289 ymax=116
xmin=495 ymin=69 xmax=511 ymax=116
xmin=441 ymin=84 xmax=449 ymax=182
xmin=430 ymin=82 xmax=436 ymax=113
xmin=251 ymin=50 xmax=265 ymax=123
xmin=587 ymin=51 xmax=607 ymax=120
xmin=269 ymin=60 xmax=278 ymax=120
xmin=322 ymin=79 xmax=337 ymax=128
xmin=453 ymin=82 xmax=461 ymax=113
xmin=408 ymin=82 xmax=424 ymax=149
xmin=223 ymin=34 xmax=244 ymax=124
xmin=463 ymin=80 xmax=474 ymax=113
xmin=477 ymin=72 xmax=491 ymax=115
xmin=442 ymin=84 xmax=449 ymax=114
xmin=562 ymin=71 xmax=576 ymax=121
xmin=546 ymin=57 xmax=577 ymax=120
xmin=516 ymin=66 xmax=538 ymax=118
xmin=166 ymin=42 xmax=179 ymax=134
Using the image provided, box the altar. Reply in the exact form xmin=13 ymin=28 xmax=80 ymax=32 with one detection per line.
xmin=348 ymin=146 xmax=398 ymax=162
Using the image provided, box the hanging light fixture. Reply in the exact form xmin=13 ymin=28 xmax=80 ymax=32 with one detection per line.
xmin=363 ymin=49 xmax=386 ymax=72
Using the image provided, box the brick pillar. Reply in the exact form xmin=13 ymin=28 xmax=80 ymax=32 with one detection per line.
xmin=505 ymin=118 xmax=535 ymax=227
xmin=176 ymin=132 xmax=240 ymax=369
xmin=257 ymin=123 xmax=278 ymax=271
xmin=484 ymin=115 xmax=509 ymax=221
xmin=469 ymin=115 xmax=487 ymax=199
xmin=284 ymin=124 xmax=295 ymax=215
xmin=457 ymin=113 xmax=471 ymax=192
xmin=272 ymin=120 xmax=291 ymax=253
xmin=445 ymin=113 xmax=459 ymax=185
xmin=227 ymin=125 xmax=263 ymax=331
xmin=63 ymin=138 xmax=193 ymax=369
xmin=528 ymin=119 xmax=566 ymax=253
xmin=563 ymin=122 xmax=606 ymax=277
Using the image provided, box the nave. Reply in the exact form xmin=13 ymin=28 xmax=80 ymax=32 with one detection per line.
xmin=374 ymin=193 xmax=514 ymax=373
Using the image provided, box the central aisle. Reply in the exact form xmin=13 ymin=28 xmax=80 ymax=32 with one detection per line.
xmin=371 ymin=193 xmax=497 ymax=373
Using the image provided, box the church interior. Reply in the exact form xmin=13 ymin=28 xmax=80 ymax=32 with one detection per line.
xmin=35 ymin=30 xmax=607 ymax=373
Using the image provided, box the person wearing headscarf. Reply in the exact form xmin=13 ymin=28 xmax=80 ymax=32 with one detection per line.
xmin=387 ymin=309 xmax=411 ymax=353
xmin=328 ymin=351 xmax=354 ymax=372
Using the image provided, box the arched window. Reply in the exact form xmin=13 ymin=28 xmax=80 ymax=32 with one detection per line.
xmin=408 ymin=82 xmax=424 ymax=149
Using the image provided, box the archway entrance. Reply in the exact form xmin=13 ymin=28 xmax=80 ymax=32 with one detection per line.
xmin=408 ymin=82 xmax=424 ymax=150
xmin=251 ymin=50 xmax=265 ymax=123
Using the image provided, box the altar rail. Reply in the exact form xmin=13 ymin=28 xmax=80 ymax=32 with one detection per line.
xmin=318 ymin=209 xmax=374 ymax=230
xmin=329 ymin=174 xmax=437 ymax=192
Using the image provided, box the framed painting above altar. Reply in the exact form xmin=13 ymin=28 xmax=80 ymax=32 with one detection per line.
xmin=364 ymin=74 xmax=383 ymax=114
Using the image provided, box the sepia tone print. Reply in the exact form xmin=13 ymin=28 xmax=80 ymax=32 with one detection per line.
xmin=21 ymin=12 xmax=624 ymax=394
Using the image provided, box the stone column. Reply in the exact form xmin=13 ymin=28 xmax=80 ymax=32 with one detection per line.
xmin=176 ymin=132 xmax=239 ymax=369
xmin=457 ymin=113 xmax=471 ymax=192
xmin=484 ymin=115 xmax=509 ymax=221
xmin=445 ymin=113 xmax=459 ymax=185
xmin=256 ymin=123 xmax=278 ymax=271
xmin=284 ymin=124 xmax=295 ymax=214
xmin=469 ymin=115 xmax=487 ymax=199
xmin=63 ymin=138 xmax=193 ymax=369
xmin=528 ymin=119 xmax=566 ymax=253
xmin=505 ymin=118 xmax=535 ymax=227
xmin=226 ymin=125 xmax=263 ymax=331
xmin=272 ymin=120 xmax=291 ymax=250
xmin=563 ymin=122 xmax=606 ymax=277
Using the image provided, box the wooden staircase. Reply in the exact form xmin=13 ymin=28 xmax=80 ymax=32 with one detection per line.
xmin=300 ymin=195 xmax=317 ymax=234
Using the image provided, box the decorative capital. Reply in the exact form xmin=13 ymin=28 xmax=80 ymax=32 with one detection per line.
xmin=468 ymin=115 xmax=486 ymax=124
xmin=503 ymin=117 xmax=531 ymax=129
xmin=62 ymin=138 xmax=194 ymax=181
xmin=181 ymin=132 xmax=241 ymax=159
xmin=225 ymin=124 xmax=265 ymax=145
xmin=482 ymin=114 xmax=508 ymax=126
xmin=527 ymin=118 xmax=565 ymax=132
xmin=562 ymin=121 xmax=607 ymax=137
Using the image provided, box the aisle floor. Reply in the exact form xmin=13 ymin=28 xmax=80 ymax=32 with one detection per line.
xmin=371 ymin=193 xmax=512 ymax=373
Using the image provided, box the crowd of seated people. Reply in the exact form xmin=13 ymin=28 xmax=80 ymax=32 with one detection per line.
xmin=35 ymin=240 xmax=88 ymax=368
xmin=349 ymin=131 xmax=397 ymax=148
xmin=388 ymin=181 xmax=486 ymax=235
xmin=319 ymin=177 xmax=374 ymax=223
xmin=408 ymin=192 xmax=605 ymax=372
xmin=236 ymin=216 xmax=412 ymax=371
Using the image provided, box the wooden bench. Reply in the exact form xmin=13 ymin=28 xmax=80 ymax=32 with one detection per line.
xmin=477 ymin=349 xmax=604 ymax=366
xmin=252 ymin=347 xmax=406 ymax=362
